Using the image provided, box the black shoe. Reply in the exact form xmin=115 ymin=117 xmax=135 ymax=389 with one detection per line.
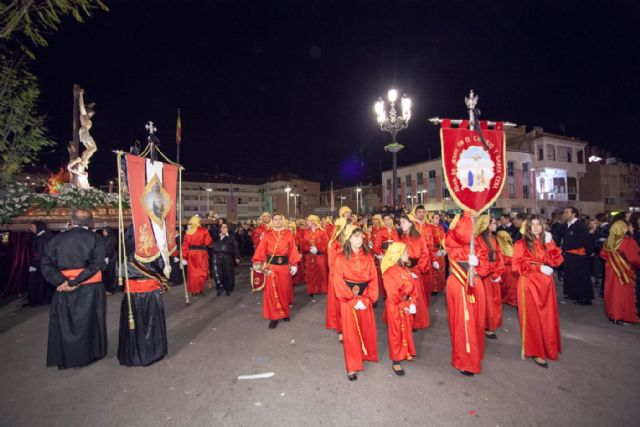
xmin=372 ymin=302 xmax=378 ymax=309
xmin=268 ymin=320 xmax=279 ymax=329
xmin=485 ymin=331 xmax=497 ymax=340
xmin=225 ymin=291 xmax=231 ymax=296
xmin=459 ymin=370 xmax=474 ymax=377
xmin=283 ymin=317 xmax=290 ymax=322
xmin=412 ymin=329 xmax=417 ymax=333
xmin=308 ymin=293 xmax=315 ymax=298
xmin=392 ymin=364 xmax=405 ymax=376
xmin=347 ymin=373 xmax=358 ymax=381
xmin=216 ymin=289 xmax=223 ymax=297
xmin=533 ymin=358 xmax=549 ymax=368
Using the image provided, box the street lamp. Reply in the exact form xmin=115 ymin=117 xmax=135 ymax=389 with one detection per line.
xmin=375 ymin=89 xmax=411 ymax=208
xmin=356 ymin=187 xmax=362 ymax=215
xmin=206 ymin=187 xmax=213 ymax=214
xmin=285 ymin=186 xmax=291 ymax=217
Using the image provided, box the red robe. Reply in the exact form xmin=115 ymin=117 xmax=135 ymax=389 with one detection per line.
xmin=500 ymin=253 xmax=518 ymax=307
xmin=373 ymin=226 xmax=399 ymax=299
xmin=326 ymin=239 xmax=343 ymax=331
xmin=383 ymin=264 xmax=419 ymax=362
xmin=300 ymin=227 xmax=329 ymax=295
xmin=445 ymin=212 xmax=490 ymax=374
xmin=414 ymin=221 xmax=437 ymax=302
xmin=600 ymin=236 xmax=640 ymax=323
xmin=475 ymin=235 xmax=505 ymax=331
xmin=183 ymin=226 xmax=213 ymax=295
xmin=334 ymin=250 xmax=379 ymax=372
xmin=252 ymin=229 xmax=301 ymax=321
xmin=399 ymin=233 xmax=430 ymax=329
xmin=293 ymin=228 xmax=306 ymax=286
xmin=252 ymin=224 xmax=269 ymax=247
xmin=513 ymin=239 xmax=564 ymax=360
xmin=429 ymin=223 xmax=447 ymax=293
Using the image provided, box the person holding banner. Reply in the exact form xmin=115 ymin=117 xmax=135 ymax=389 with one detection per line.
xmin=445 ymin=211 xmax=490 ymax=376
xmin=41 ymin=209 xmax=107 ymax=369
xmin=326 ymin=217 xmax=348 ymax=339
xmin=252 ymin=213 xmax=301 ymax=329
xmin=333 ymin=225 xmax=379 ymax=381
xmin=183 ymin=215 xmax=213 ymax=296
xmin=429 ymin=212 xmax=447 ymax=295
xmin=381 ymin=242 xmax=418 ymax=376
xmin=474 ymin=215 xmax=504 ymax=339
xmin=300 ymin=215 xmax=329 ymax=297
xmin=512 ymin=216 xmax=564 ymax=368
xmin=398 ymin=214 xmax=431 ymax=330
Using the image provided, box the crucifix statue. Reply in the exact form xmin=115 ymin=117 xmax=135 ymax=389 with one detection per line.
xmin=68 ymin=85 xmax=97 ymax=189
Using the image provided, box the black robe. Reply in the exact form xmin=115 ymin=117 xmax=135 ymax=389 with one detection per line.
xmin=27 ymin=229 xmax=53 ymax=306
xmin=40 ymin=227 xmax=107 ymax=369
xmin=561 ymin=219 xmax=594 ymax=301
xmin=117 ymin=226 xmax=168 ymax=367
xmin=211 ymin=233 xmax=240 ymax=293
xmin=101 ymin=227 xmax=118 ymax=293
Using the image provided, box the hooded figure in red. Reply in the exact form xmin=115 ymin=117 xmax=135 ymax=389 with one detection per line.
xmin=398 ymin=215 xmax=431 ymax=329
xmin=183 ymin=215 xmax=213 ymax=296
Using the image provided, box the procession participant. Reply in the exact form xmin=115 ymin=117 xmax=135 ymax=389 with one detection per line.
xmin=251 ymin=212 xmax=271 ymax=248
xmin=512 ymin=215 xmax=564 ymax=368
xmin=398 ymin=214 xmax=431 ymax=330
xmin=118 ymin=225 xmax=169 ymax=367
xmin=381 ymin=242 xmax=418 ymax=376
xmin=300 ymin=215 xmax=329 ymax=297
xmin=212 ymin=223 xmax=240 ymax=296
xmin=445 ymin=211 xmax=490 ymax=376
xmin=562 ymin=207 xmax=594 ymax=305
xmin=474 ymin=215 xmax=505 ymax=339
xmin=373 ymin=213 xmax=399 ymax=298
xmin=496 ymin=230 xmax=518 ymax=307
xmin=40 ymin=209 xmax=107 ymax=369
xmin=26 ymin=221 xmax=53 ymax=306
xmin=339 ymin=206 xmax=352 ymax=221
xmin=371 ymin=214 xmax=383 ymax=238
xmin=292 ymin=219 xmax=306 ymax=286
xmin=411 ymin=205 xmax=439 ymax=300
xmin=252 ymin=213 xmax=301 ymax=329
xmin=324 ymin=217 xmax=335 ymax=236
xmin=333 ymin=224 xmax=379 ymax=381
xmin=429 ymin=212 xmax=447 ymax=295
xmin=600 ymin=220 xmax=640 ymax=325
xmin=327 ymin=217 xmax=348 ymax=337
xmin=182 ymin=215 xmax=213 ymax=296
xmin=100 ymin=226 xmax=118 ymax=295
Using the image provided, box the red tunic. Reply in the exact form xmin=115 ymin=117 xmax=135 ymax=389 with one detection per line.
xmin=334 ymin=250 xmax=379 ymax=372
xmin=182 ymin=226 xmax=213 ymax=295
xmin=414 ymin=221 xmax=437 ymax=301
xmin=293 ymin=228 xmax=306 ymax=286
xmin=513 ymin=239 xmax=564 ymax=360
xmin=373 ymin=226 xmax=399 ymax=299
xmin=429 ymin=223 xmax=447 ymax=293
xmin=251 ymin=224 xmax=269 ymax=247
xmin=445 ymin=212 xmax=490 ymax=374
xmin=600 ymin=236 xmax=640 ymax=323
xmin=326 ymin=240 xmax=343 ymax=331
xmin=383 ymin=264 xmax=419 ymax=362
xmin=399 ymin=233 xmax=430 ymax=329
xmin=252 ymin=229 xmax=301 ymax=321
xmin=475 ymin=235 xmax=505 ymax=331
xmin=500 ymin=253 xmax=518 ymax=307
xmin=300 ymin=227 xmax=329 ymax=295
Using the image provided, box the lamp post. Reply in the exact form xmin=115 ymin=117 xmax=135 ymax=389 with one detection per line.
xmin=206 ymin=187 xmax=213 ymax=214
xmin=356 ymin=187 xmax=362 ymax=215
xmin=285 ymin=186 xmax=291 ymax=217
xmin=375 ymin=89 xmax=411 ymax=209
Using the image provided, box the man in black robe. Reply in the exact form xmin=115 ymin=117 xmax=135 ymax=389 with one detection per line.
xmin=561 ymin=207 xmax=594 ymax=305
xmin=212 ymin=223 xmax=240 ymax=296
xmin=100 ymin=227 xmax=118 ymax=295
xmin=117 ymin=225 xmax=168 ymax=366
xmin=26 ymin=221 xmax=53 ymax=306
xmin=41 ymin=209 xmax=107 ymax=369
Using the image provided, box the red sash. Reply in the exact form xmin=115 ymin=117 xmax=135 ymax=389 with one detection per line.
xmin=127 ymin=278 xmax=161 ymax=293
xmin=61 ymin=269 xmax=102 ymax=285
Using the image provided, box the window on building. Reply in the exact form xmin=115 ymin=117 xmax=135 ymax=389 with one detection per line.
xmin=537 ymin=146 xmax=544 ymax=161
xmin=509 ymin=183 xmax=516 ymax=198
xmin=443 ymin=187 xmax=450 ymax=198
xmin=523 ymin=185 xmax=530 ymax=200
xmin=215 ymin=196 xmax=226 ymax=204
xmin=546 ymin=144 xmax=556 ymax=161
xmin=428 ymin=170 xmax=436 ymax=179
xmin=577 ymin=150 xmax=584 ymax=164
xmin=416 ymin=172 xmax=423 ymax=185
xmin=567 ymin=177 xmax=577 ymax=200
xmin=428 ymin=171 xmax=436 ymax=199
xmin=406 ymin=174 xmax=412 ymax=193
xmin=386 ymin=178 xmax=391 ymax=191
xmin=557 ymin=146 xmax=572 ymax=162
xmin=507 ymin=161 xmax=515 ymax=177
xmin=553 ymin=177 xmax=566 ymax=193
xmin=397 ymin=177 xmax=401 ymax=189
xmin=522 ymin=162 xmax=529 ymax=173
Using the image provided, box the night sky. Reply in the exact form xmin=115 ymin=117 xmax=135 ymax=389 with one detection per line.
xmin=32 ymin=0 xmax=640 ymax=187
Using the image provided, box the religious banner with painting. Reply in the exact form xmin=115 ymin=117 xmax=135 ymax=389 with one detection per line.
xmin=125 ymin=154 xmax=178 ymax=263
xmin=440 ymin=119 xmax=506 ymax=214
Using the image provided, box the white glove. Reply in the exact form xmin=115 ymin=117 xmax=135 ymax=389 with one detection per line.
xmin=252 ymin=263 xmax=262 ymax=273
xmin=410 ymin=272 xmax=419 ymax=280
xmin=173 ymin=257 xmax=179 ymax=263
xmin=354 ymin=300 xmax=367 ymax=310
xmin=182 ymin=259 xmax=188 ymax=266
xmin=309 ymin=246 xmax=318 ymax=255
xmin=469 ymin=255 xmax=479 ymax=267
xmin=544 ymin=231 xmax=553 ymax=244
xmin=375 ymin=254 xmax=383 ymax=261
xmin=259 ymin=233 xmax=265 ymax=241
xmin=439 ymin=249 xmax=447 ymax=257
xmin=28 ymin=266 xmax=37 ymax=272
xmin=432 ymin=261 xmax=440 ymax=270
xmin=408 ymin=303 xmax=417 ymax=314
xmin=104 ymin=257 xmax=109 ymax=265
xmin=289 ymin=266 xmax=298 ymax=276
xmin=540 ymin=265 xmax=554 ymax=276
xmin=367 ymin=241 xmax=374 ymax=249
xmin=491 ymin=276 xmax=502 ymax=283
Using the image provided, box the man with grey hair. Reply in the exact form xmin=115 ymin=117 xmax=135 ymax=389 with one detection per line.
xmin=41 ymin=208 xmax=107 ymax=369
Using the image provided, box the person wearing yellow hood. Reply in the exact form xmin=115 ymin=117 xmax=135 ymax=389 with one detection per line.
xmin=333 ymin=224 xmax=379 ymax=381
xmin=183 ymin=215 xmax=213 ymax=296
xmin=338 ymin=205 xmax=352 ymax=220
xmin=600 ymin=220 xmax=640 ymax=325
xmin=251 ymin=212 xmax=271 ymax=248
xmin=326 ymin=217 xmax=348 ymax=339
xmin=300 ymin=215 xmax=329 ymax=297
xmin=381 ymin=242 xmax=419 ymax=376
xmin=512 ymin=214 xmax=564 ymax=368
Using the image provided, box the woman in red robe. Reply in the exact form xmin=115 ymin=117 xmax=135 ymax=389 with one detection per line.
xmin=183 ymin=215 xmax=213 ymax=296
xmin=429 ymin=212 xmax=447 ymax=294
xmin=300 ymin=215 xmax=329 ymax=296
xmin=333 ymin=224 xmax=379 ymax=381
xmin=293 ymin=220 xmax=306 ymax=287
xmin=381 ymin=242 xmax=419 ymax=376
xmin=496 ymin=230 xmax=518 ymax=307
xmin=600 ymin=220 xmax=640 ymax=324
xmin=373 ymin=213 xmax=399 ymax=299
xmin=512 ymin=215 xmax=564 ymax=368
xmin=474 ymin=215 xmax=505 ymax=339
xmin=398 ymin=214 xmax=431 ymax=329
xmin=412 ymin=206 xmax=438 ymax=303
xmin=445 ymin=212 xmax=490 ymax=376
xmin=252 ymin=213 xmax=301 ymax=329
xmin=326 ymin=217 xmax=348 ymax=339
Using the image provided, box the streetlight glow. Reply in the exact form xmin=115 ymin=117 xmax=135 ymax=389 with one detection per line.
xmin=387 ymin=89 xmax=398 ymax=102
